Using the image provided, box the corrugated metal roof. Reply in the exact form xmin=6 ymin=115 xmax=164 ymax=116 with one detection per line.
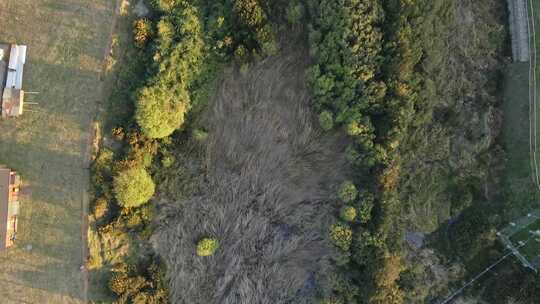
xmin=1 ymin=44 xmax=26 ymax=117
xmin=8 ymin=45 xmax=18 ymax=70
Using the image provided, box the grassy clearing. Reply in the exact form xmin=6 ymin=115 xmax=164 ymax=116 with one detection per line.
xmin=534 ymin=0 xmax=540 ymax=190
xmin=509 ymin=219 xmax=540 ymax=259
xmin=0 ymin=0 xmax=115 ymax=303
xmin=501 ymin=61 xmax=539 ymax=218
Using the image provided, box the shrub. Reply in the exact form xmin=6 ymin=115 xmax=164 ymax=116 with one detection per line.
xmin=161 ymin=155 xmax=175 ymax=168
xmin=192 ymin=129 xmax=208 ymax=141
xmin=340 ymin=206 xmax=357 ymax=222
xmin=330 ymin=223 xmax=352 ymax=251
xmin=338 ymin=181 xmax=358 ymax=203
xmin=196 ymin=237 xmax=219 ymax=257
xmin=133 ymin=19 xmax=152 ymax=47
xmin=92 ymin=197 xmax=109 ymax=220
xmin=319 ymin=110 xmax=334 ymax=131
xmin=114 ymin=167 xmax=155 ymax=208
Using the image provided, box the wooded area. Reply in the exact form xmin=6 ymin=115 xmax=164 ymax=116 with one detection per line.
xmin=86 ymin=0 xmax=540 ymax=303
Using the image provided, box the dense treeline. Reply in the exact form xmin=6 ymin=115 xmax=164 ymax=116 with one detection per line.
xmin=305 ymin=0 xmax=427 ymax=302
xmin=305 ymin=0 xmax=508 ymax=302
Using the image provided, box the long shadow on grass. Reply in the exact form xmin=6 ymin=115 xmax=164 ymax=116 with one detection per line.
xmin=0 ymin=138 xmax=87 ymax=299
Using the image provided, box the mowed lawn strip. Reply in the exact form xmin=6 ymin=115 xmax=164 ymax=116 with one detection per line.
xmin=0 ymin=1 xmax=114 ymax=303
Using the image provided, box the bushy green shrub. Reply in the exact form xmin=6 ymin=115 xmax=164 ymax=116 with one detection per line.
xmin=330 ymin=223 xmax=352 ymax=251
xmin=319 ymin=110 xmax=334 ymax=131
xmin=340 ymin=206 xmax=357 ymax=222
xmin=196 ymin=237 xmax=219 ymax=257
xmin=114 ymin=167 xmax=155 ymax=208
xmin=338 ymin=181 xmax=358 ymax=203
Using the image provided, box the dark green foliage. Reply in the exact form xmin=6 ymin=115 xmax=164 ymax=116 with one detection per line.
xmin=319 ymin=110 xmax=334 ymax=131
xmin=286 ymin=1 xmax=304 ymax=25
xmin=109 ymin=258 xmax=169 ymax=304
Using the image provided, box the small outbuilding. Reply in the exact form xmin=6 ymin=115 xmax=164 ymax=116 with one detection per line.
xmin=0 ymin=166 xmax=20 ymax=251
xmin=0 ymin=43 xmax=26 ymax=118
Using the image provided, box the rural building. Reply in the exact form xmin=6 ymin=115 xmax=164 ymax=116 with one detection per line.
xmin=0 ymin=43 xmax=26 ymax=117
xmin=0 ymin=166 xmax=20 ymax=251
xmin=507 ymin=0 xmax=530 ymax=62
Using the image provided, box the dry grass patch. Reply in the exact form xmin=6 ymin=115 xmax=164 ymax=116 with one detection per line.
xmin=155 ymin=50 xmax=350 ymax=303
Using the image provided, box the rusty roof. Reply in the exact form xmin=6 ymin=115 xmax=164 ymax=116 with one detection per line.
xmin=0 ymin=168 xmax=10 ymax=251
xmin=1 ymin=88 xmax=24 ymax=117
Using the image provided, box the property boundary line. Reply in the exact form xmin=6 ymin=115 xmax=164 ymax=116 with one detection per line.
xmin=529 ymin=0 xmax=540 ymax=191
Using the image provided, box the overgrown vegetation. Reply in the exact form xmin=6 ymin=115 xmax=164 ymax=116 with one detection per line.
xmin=89 ymin=0 xmax=538 ymax=303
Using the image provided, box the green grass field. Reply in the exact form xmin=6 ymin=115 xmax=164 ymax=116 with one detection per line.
xmin=509 ymin=218 xmax=540 ymax=259
xmin=0 ymin=1 xmax=116 ymax=303
xmin=501 ymin=60 xmax=539 ymax=219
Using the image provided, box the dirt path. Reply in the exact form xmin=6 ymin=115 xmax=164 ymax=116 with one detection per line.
xmin=81 ymin=0 xmax=123 ymax=302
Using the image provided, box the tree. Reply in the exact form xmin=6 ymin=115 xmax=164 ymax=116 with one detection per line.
xmin=286 ymin=1 xmax=304 ymax=25
xmin=196 ymin=238 xmax=219 ymax=257
xmin=338 ymin=181 xmax=358 ymax=203
xmin=114 ymin=167 xmax=155 ymax=208
xmin=135 ymin=85 xmax=189 ymax=139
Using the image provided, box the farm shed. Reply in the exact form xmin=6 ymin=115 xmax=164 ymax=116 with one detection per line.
xmin=0 ymin=43 xmax=26 ymax=117
xmin=0 ymin=166 xmax=21 ymax=251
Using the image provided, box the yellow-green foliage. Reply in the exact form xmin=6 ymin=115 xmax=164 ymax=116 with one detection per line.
xmin=135 ymin=2 xmax=205 ymax=138
xmin=196 ymin=237 xmax=219 ymax=257
xmin=135 ymin=85 xmax=190 ymax=139
xmin=92 ymin=197 xmax=109 ymax=221
xmin=330 ymin=223 xmax=352 ymax=251
xmin=133 ymin=19 xmax=152 ymax=47
xmin=338 ymin=181 xmax=358 ymax=203
xmin=340 ymin=206 xmax=357 ymax=222
xmin=113 ymin=167 xmax=155 ymax=208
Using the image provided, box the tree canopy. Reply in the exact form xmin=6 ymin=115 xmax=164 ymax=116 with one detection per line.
xmin=114 ymin=167 xmax=156 ymax=208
